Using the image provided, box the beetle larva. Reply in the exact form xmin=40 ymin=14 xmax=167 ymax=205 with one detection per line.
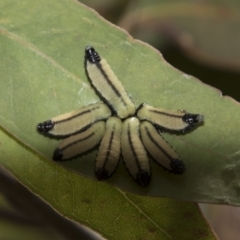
xmin=84 ymin=45 xmax=135 ymax=119
xmin=121 ymin=117 xmax=151 ymax=187
xmin=140 ymin=121 xmax=185 ymax=174
xmin=37 ymin=102 xmax=111 ymax=137
xmin=137 ymin=103 xmax=204 ymax=133
xmin=95 ymin=117 xmax=122 ymax=180
xmin=52 ymin=121 xmax=106 ymax=161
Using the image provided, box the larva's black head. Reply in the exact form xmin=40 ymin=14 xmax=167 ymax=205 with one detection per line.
xmin=95 ymin=168 xmax=109 ymax=180
xmin=136 ymin=170 xmax=151 ymax=188
xmin=182 ymin=114 xmax=204 ymax=126
xmin=85 ymin=45 xmax=101 ymax=63
xmin=170 ymin=159 xmax=186 ymax=174
xmin=37 ymin=120 xmax=54 ymax=133
xmin=52 ymin=148 xmax=63 ymax=161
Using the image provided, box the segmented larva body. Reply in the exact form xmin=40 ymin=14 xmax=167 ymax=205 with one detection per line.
xmin=121 ymin=117 xmax=151 ymax=187
xmin=140 ymin=121 xmax=185 ymax=174
xmin=84 ymin=46 xmax=136 ymax=119
xmin=137 ymin=103 xmax=204 ymax=133
xmin=37 ymin=102 xmax=111 ymax=137
xmin=95 ymin=117 xmax=122 ymax=180
xmin=53 ymin=121 xmax=106 ymax=161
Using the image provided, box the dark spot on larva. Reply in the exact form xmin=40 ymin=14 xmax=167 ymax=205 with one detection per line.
xmin=52 ymin=148 xmax=63 ymax=161
xmin=182 ymin=113 xmax=204 ymax=126
xmin=95 ymin=168 xmax=109 ymax=180
xmin=84 ymin=45 xmax=101 ymax=63
xmin=171 ymin=159 xmax=186 ymax=174
xmin=136 ymin=170 xmax=151 ymax=187
xmin=37 ymin=120 xmax=54 ymax=133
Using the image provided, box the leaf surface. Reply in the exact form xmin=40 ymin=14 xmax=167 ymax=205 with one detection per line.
xmin=0 ymin=126 xmax=215 ymax=239
xmin=0 ymin=0 xmax=236 ymax=238
xmin=1 ymin=0 xmax=239 ymax=203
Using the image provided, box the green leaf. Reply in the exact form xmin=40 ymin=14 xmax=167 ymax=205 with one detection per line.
xmin=0 ymin=0 xmax=235 ymax=238
xmin=0 ymin=127 xmax=215 ymax=239
xmin=1 ymin=0 xmax=240 ymax=203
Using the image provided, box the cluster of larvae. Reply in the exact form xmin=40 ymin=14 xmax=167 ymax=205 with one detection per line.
xmin=37 ymin=46 xmax=204 ymax=187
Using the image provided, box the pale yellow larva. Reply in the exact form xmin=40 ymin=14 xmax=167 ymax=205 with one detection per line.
xmin=140 ymin=121 xmax=185 ymax=174
xmin=137 ymin=103 xmax=204 ymax=133
xmin=121 ymin=117 xmax=151 ymax=187
xmin=37 ymin=102 xmax=111 ymax=137
xmin=84 ymin=46 xmax=135 ymax=119
xmin=52 ymin=121 xmax=106 ymax=161
xmin=95 ymin=117 xmax=122 ymax=180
